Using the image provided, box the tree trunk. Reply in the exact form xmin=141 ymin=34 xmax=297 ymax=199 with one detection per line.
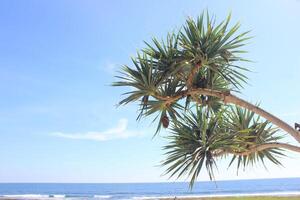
xmin=188 ymin=88 xmax=300 ymax=143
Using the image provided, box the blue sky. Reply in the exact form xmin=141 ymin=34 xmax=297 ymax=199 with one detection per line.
xmin=0 ymin=0 xmax=300 ymax=183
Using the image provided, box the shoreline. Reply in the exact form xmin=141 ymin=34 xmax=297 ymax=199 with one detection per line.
xmin=138 ymin=192 xmax=300 ymax=200
xmin=158 ymin=197 xmax=300 ymax=200
xmin=1 ymin=193 xmax=300 ymax=200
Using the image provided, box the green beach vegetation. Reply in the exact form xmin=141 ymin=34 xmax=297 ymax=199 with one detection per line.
xmin=113 ymin=12 xmax=300 ymax=188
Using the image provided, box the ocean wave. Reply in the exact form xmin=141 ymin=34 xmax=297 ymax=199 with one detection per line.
xmin=49 ymin=194 xmax=66 ymax=198
xmin=1 ymin=194 xmax=51 ymax=199
xmin=94 ymin=195 xmax=112 ymax=199
xmin=0 ymin=194 xmax=73 ymax=199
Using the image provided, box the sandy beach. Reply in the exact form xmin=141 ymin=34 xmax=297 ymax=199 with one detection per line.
xmin=159 ymin=197 xmax=300 ymax=200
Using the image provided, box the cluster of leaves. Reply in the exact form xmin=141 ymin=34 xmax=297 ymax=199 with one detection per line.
xmin=113 ymin=12 xmax=251 ymax=132
xmin=225 ymin=106 xmax=284 ymax=171
xmin=113 ymin=12 xmax=285 ymax=187
xmin=162 ymin=106 xmax=283 ymax=188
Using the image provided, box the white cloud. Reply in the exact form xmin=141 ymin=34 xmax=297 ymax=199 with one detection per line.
xmin=51 ymin=119 xmax=143 ymax=141
xmin=101 ymin=61 xmax=118 ymax=74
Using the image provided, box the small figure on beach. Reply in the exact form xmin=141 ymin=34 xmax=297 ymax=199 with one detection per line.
xmin=295 ymin=123 xmax=300 ymax=131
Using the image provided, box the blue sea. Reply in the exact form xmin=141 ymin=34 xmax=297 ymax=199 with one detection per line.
xmin=0 ymin=178 xmax=300 ymax=199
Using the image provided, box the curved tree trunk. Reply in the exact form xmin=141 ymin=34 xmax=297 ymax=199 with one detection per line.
xmin=155 ymin=88 xmax=300 ymax=143
xmin=188 ymin=88 xmax=300 ymax=143
xmin=226 ymin=94 xmax=300 ymax=143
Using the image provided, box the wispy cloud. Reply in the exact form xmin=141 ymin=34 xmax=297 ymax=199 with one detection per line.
xmin=51 ymin=119 xmax=143 ymax=141
xmin=101 ymin=61 xmax=118 ymax=74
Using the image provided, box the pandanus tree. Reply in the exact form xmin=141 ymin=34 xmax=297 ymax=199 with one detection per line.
xmin=113 ymin=12 xmax=300 ymax=187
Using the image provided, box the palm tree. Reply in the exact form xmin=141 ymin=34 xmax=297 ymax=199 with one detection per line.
xmin=113 ymin=12 xmax=300 ymax=187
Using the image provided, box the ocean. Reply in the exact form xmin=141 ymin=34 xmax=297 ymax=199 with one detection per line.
xmin=0 ymin=178 xmax=300 ymax=199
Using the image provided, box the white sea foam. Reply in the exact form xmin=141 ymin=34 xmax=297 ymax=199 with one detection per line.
xmin=0 ymin=194 xmax=68 ymax=199
xmin=1 ymin=194 xmax=50 ymax=199
xmin=50 ymin=194 xmax=66 ymax=198
xmin=94 ymin=195 xmax=112 ymax=199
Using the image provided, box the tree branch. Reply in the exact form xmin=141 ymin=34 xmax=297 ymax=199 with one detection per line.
xmin=186 ymin=62 xmax=202 ymax=89
xmin=152 ymin=88 xmax=300 ymax=143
